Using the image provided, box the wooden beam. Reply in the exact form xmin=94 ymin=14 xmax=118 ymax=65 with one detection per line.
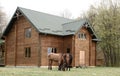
xmin=89 ymin=36 xmax=91 ymax=66
xmin=14 ymin=20 xmax=18 ymax=66
xmin=72 ymin=36 xmax=75 ymax=66
xmin=4 ymin=37 xmax=7 ymax=66
xmin=38 ymin=34 xmax=41 ymax=67
xmin=95 ymin=42 xmax=97 ymax=66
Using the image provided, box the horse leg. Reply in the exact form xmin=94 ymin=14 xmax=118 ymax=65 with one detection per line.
xmin=48 ymin=59 xmax=50 ymax=70
xmin=68 ymin=66 xmax=70 ymax=71
xmin=58 ymin=65 xmax=60 ymax=70
xmin=48 ymin=59 xmax=51 ymax=70
xmin=62 ymin=62 xmax=66 ymax=71
xmin=50 ymin=60 xmax=52 ymax=70
xmin=58 ymin=59 xmax=64 ymax=71
xmin=48 ymin=60 xmax=52 ymax=70
xmin=58 ymin=60 xmax=61 ymax=71
xmin=58 ymin=65 xmax=61 ymax=71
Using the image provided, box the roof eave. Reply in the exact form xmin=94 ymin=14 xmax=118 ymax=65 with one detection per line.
xmin=92 ymin=39 xmax=101 ymax=42
xmin=17 ymin=7 xmax=41 ymax=33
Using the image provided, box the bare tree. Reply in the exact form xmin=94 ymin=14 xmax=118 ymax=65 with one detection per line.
xmin=0 ymin=6 xmax=6 ymax=64
xmin=81 ymin=0 xmax=120 ymax=66
xmin=60 ymin=9 xmax=72 ymax=19
xmin=0 ymin=6 xmax=7 ymax=36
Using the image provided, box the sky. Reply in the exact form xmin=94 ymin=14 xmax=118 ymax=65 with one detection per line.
xmin=0 ymin=0 xmax=100 ymax=20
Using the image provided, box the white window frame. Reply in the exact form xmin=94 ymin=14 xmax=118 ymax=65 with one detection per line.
xmin=25 ymin=28 xmax=32 ymax=38
xmin=78 ymin=33 xmax=86 ymax=40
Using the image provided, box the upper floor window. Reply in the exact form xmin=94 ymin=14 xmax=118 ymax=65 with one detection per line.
xmin=25 ymin=28 xmax=31 ymax=38
xmin=78 ymin=33 xmax=86 ymax=40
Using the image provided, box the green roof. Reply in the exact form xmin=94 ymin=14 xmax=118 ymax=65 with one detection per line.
xmin=18 ymin=7 xmax=73 ymax=36
xmin=2 ymin=7 xmax=98 ymax=41
xmin=63 ymin=19 xmax=86 ymax=35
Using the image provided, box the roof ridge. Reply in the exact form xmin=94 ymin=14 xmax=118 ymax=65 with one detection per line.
xmin=17 ymin=7 xmax=72 ymax=21
xmin=62 ymin=19 xmax=86 ymax=25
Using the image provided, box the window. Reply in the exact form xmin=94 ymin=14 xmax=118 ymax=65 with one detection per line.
xmin=25 ymin=47 xmax=31 ymax=58
xmin=67 ymin=48 xmax=70 ymax=53
xmin=47 ymin=47 xmax=57 ymax=54
xmin=25 ymin=28 xmax=31 ymax=38
xmin=52 ymin=48 xmax=57 ymax=53
xmin=48 ymin=48 xmax=52 ymax=54
xmin=78 ymin=33 xmax=86 ymax=40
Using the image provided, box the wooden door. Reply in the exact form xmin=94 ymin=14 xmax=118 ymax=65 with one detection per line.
xmin=79 ymin=51 xmax=85 ymax=65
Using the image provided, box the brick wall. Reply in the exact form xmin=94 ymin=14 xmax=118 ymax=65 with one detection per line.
xmin=40 ymin=34 xmax=64 ymax=66
xmin=5 ymin=16 xmax=40 ymax=66
xmin=74 ymin=27 xmax=96 ymax=66
xmin=5 ymin=15 xmax=74 ymax=66
xmin=63 ymin=35 xmax=75 ymax=66
xmin=5 ymin=23 xmax=16 ymax=66
xmin=90 ymin=41 xmax=96 ymax=66
xmin=40 ymin=35 xmax=73 ymax=66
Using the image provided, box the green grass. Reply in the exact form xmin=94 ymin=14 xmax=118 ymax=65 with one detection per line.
xmin=0 ymin=67 xmax=120 ymax=76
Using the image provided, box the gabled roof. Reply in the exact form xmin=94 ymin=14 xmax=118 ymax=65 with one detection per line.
xmin=2 ymin=7 xmax=99 ymax=41
xmin=18 ymin=7 xmax=73 ymax=36
xmin=63 ymin=19 xmax=86 ymax=35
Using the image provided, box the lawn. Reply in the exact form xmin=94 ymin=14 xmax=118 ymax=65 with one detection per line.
xmin=0 ymin=67 xmax=120 ymax=76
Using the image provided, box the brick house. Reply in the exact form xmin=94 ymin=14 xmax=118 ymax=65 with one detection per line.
xmin=2 ymin=7 xmax=99 ymax=67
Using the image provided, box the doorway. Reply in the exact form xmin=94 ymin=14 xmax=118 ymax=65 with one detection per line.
xmin=79 ymin=51 xmax=85 ymax=65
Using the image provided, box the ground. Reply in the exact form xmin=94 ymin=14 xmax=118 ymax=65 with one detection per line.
xmin=0 ymin=67 xmax=120 ymax=76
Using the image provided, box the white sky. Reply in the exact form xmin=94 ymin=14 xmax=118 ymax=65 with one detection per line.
xmin=0 ymin=0 xmax=100 ymax=20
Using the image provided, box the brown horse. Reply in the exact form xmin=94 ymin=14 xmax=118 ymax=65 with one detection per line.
xmin=48 ymin=53 xmax=72 ymax=71
xmin=48 ymin=53 xmax=66 ymax=70
xmin=64 ymin=53 xmax=73 ymax=71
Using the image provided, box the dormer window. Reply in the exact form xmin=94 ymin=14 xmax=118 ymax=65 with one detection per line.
xmin=78 ymin=33 xmax=86 ymax=40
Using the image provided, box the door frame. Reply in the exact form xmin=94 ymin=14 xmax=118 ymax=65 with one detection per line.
xmin=79 ymin=51 xmax=85 ymax=66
